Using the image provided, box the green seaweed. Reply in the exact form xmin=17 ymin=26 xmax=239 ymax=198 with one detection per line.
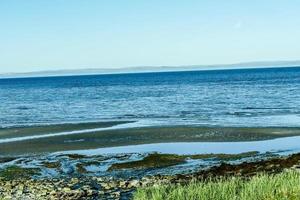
xmin=189 ymin=151 xmax=259 ymax=160
xmin=109 ymin=151 xmax=260 ymax=171
xmin=0 ymin=166 xmax=41 ymax=180
xmin=109 ymin=153 xmax=186 ymax=171
xmin=76 ymin=163 xmax=87 ymax=174
xmin=83 ymin=161 xmax=100 ymax=166
xmin=41 ymin=161 xmax=61 ymax=169
xmin=65 ymin=154 xmax=88 ymax=160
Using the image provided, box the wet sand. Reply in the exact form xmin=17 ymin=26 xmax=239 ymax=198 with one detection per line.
xmin=0 ymin=121 xmax=133 ymax=139
xmin=1 ymin=125 xmax=300 ymax=156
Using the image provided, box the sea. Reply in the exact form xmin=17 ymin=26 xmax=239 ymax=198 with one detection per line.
xmin=0 ymin=66 xmax=300 ymax=128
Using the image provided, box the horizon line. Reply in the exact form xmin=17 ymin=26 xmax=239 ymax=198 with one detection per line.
xmin=1 ymin=59 xmax=300 ymax=79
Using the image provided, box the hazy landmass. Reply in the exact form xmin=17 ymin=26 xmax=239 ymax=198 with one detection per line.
xmin=1 ymin=60 xmax=300 ymax=78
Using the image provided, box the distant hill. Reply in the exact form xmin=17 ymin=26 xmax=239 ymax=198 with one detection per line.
xmin=1 ymin=60 xmax=300 ymax=78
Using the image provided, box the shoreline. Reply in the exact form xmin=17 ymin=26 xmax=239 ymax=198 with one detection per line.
xmin=1 ymin=152 xmax=300 ymax=199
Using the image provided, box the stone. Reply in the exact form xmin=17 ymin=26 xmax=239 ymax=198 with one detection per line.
xmin=86 ymin=189 xmax=94 ymax=196
xmin=62 ymin=187 xmax=71 ymax=193
xmin=128 ymin=179 xmax=140 ymax=188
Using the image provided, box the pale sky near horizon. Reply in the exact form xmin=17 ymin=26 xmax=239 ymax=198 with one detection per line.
xmin=0 ymin=0 xmax=300 ymax=73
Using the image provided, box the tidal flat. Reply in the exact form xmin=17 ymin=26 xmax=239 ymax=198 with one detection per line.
xmin=0 ymin=121 xmax=133 ymax=139
xmin=1 ymin=125 xmax=300 ymax=155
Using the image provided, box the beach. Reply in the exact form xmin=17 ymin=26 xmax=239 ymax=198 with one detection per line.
xmin=1 ymin=67 xmax=300 ymax=199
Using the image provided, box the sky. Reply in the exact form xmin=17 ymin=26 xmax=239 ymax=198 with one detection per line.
xmin=0 ymin=0 xmax=300 ymax=74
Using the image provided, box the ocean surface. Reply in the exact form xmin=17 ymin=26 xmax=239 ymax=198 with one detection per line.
xmin=0 ymin=67 xmax=300 ymax=128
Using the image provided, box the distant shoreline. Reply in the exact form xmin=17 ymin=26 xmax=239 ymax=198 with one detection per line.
xmin=1 ymin=61 xmax=300 ymax=79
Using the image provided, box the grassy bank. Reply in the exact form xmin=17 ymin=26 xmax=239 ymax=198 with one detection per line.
xmin=134 ymin=170 xmax=300 ymax=200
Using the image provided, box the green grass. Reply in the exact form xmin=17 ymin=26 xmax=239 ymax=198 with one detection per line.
xmin=134 ymin=170 xmax=300 ymax=200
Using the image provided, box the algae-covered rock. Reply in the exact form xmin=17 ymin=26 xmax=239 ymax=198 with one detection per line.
xmin=41 ymin=161 xmax=61 ymax=169
xmin=189 ymin=151 xmax=259 ymax=160
xmin=65 ymin=154 xmax=88 ymax=160
xmin=109 ymin=153 xmax=186 ymax=171
xmin=108 ymin=151 xmax=260 ymax=171
xmin=76 ymin=163 xmax=87 ymax=174
xmin=0 ymin=166 xmax=41 ymax=180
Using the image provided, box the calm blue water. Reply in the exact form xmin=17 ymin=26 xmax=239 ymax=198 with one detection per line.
xmin=0 ymin=67 xmax=300 ymax=128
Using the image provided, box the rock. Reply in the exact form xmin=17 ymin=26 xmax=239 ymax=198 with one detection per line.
xmin=16 ymin=190 xmax=23 ymax=196
xmin=128 ymin=180 xmax=140 ymax=188
xmin=111 ymin=191 xmax=121 ymax=197
xmin=63 ymin=187 xmax=71 ymax=193
xmin=4 ymin=195 xmax=12 ymax=200
xmin=70 ymin=178 xmax=79 ymax=184
xmin=98 ymin=190 xmax=105 ymax=195
xmin=86 ymin=189 xmax=94 ymax=196
xmin=96 ymin=177 xmax=103 ymax=182
xmin=101 ymin=182 xmax=111 ymax=190
xmin=119 ymin=180 xmax=127 ymax=188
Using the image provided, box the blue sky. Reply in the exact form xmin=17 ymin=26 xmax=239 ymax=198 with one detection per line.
xmin=0 ymin=0 xmax=300 ymax=73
